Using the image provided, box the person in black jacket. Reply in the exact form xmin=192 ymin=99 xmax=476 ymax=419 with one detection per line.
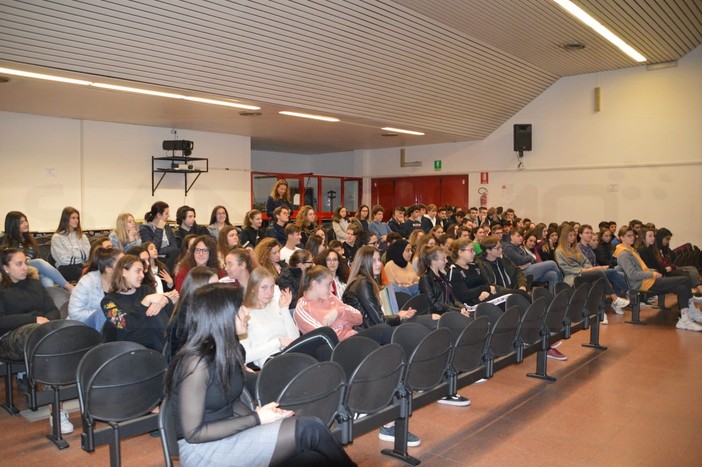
xmin=475 ymin=236 xmax=530 ymax=300
xmin=447 ymin=238 xmax=508 ymax=307
xmin=0 ymin=248 xmax=60 ymax=360
xmin=417 ymin=245 xmax=468 ymax=316
xmin=139 ymin=201 xmax=179 ymax=271
xmin=239 ymin=209 xmax=265 ymax=249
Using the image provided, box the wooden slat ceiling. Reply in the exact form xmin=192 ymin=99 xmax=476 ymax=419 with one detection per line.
xmin=0 ymin=0 xmax=700 ymax=153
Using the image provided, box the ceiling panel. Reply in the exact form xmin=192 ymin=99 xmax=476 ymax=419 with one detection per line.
xmin=0 ymin=0 xmax=699 ymax=153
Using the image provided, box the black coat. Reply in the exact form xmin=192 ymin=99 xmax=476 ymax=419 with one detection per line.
xmin=343 ymin=277 xmax=401 ymax=328
xmin=418 ymin=269 xmax=462 ymax=315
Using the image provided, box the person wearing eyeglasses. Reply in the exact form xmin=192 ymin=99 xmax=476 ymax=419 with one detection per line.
xmin=614 ymin=225 xmax=702 ymax=332
xmin=448 ymin=238 xmax=507 ymax=307
xmin=173 ymin=235 xmax=225 ymax=291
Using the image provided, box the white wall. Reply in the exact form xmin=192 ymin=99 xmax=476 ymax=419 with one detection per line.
xmin=357 ymin=45 xmax=702 ymax=245
xmin=0 ymin=113 xmax=251 ymax=231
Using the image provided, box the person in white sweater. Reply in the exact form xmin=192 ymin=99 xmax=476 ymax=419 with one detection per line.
xmin=239 ymin=267 xmax=297 ymax=368
xmin=50 ymin=206 xmax=91 ymax=282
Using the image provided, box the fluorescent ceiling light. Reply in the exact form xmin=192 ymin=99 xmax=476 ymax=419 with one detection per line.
xmin=91 ymin=83 xmax=184 ymax=98
xmin=552 ymin=0 xmax=646 ymax=62
xmin=279 ymin=111 xmax=339 ymax=122
xmin=0 ymin=67 xmax=91 ymax=85
xmin=381 ymin=127 xmax=425 ymax=136
xmin=0 ymin=66 xmax=261 ymax=109
xmin=184 ymin=96 xmax=260 ymax=110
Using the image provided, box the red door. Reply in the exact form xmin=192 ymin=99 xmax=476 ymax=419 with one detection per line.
xmin=415 ymin=177 xmax=441 ymax=207
xmin=440 ymin=175 xmax=468 ymax=211
xmin=371 ymin=179 xmax=396 ymax=220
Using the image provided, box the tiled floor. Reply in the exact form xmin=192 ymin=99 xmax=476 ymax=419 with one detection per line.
xmin=2 ymin=303 xmax=701 ymax=466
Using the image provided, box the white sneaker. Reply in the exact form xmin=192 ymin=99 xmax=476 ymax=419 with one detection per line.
xmin=685 ymin=305 xmax=702 ymax=324
xmin=612 ymin=297 xmax=629 ymax=315
xmin=49 ymin=409 xmax=74 ymax=435
xmin=437 ymin=395 xmax=471 ymax=406
xmin=601 ymin=313 xmax=608 ymax=325
xmin=676 ymin=313 xmax=702 ymax=332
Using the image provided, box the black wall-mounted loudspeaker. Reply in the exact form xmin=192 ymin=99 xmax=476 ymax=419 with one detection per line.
xmin=513 ymin=124 xmax=532 ymax=152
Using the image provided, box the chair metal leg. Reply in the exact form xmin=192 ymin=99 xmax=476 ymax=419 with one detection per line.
xmin=583 ymin=314 xmax=607 ymax=350
xmin=47 ymin=387 xmax=69 ymax=450
xmin=2 ymin=362 xmax=20 ymax=415
xmin=108 ymin=422 xmax=122 ymax=467
xmin=380 ymin=416 xmax=420 ymax=466
xmin=527 ymin=336 xmax=556 ymax=382
xmin=626 ymin=290 xmax=646 ymax=325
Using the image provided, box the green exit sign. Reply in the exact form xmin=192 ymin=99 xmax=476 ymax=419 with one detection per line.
xmin=434 ymin=160 xmax=442 ymax=171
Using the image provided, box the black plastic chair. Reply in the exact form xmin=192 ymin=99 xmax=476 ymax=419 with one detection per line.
xmin=338 ymin=343 xmax=406 ymax=444
xmin=582 ymin=279 xmax=607 ymax=350
xmin=394 ymin=291 xmax=412 ymax=310
xmin=158 ymin=396 xmax=178 ymax=467
xmin=277 ymin=361 xmax=346 ymax=426
xmin=554 ymin=281 xmax=573 ymax=297
xmin=475 ymin=302 xmax=503 ymax=326
xmin=24 ymin=320 xmax=102 ymax=449
xmin=532 ymin=288 xmax=554 ymax=308
xmin=565 ymin=282 xmax=590 ymax=336
xmin=255 ymin=352 xmax=317 ymax=406
xmin=76 ymin=341 xmax=167 ymax=467
xmin=438 ymin=314 xmax=490 ymax=398
xmin=516 ymin=297 xmax=547 ymax=362
xmin=529 ymin=289 xmax=571 ymax=382
xmin=0 ymin=357 xmax=25 ymax=415
xmin=505 ymin=294 xmax=531 ymax=317
xmin=488 ymin=306 xmax=521 ymax=358
xmin=401 ymin=294 xmax=432 ymax=315
xmin=331 ymin=335 xmax=380 ymax=381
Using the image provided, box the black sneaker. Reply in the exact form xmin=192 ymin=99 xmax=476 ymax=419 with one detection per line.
xmin=437 ymin=395 xmax=471 ymax=406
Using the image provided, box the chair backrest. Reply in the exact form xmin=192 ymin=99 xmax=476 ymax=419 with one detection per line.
xmin=518 ymin=297 xmax=547 ymax=348
xmin=451 ymin=316 xmax=490 ymax=372
xmin=344 ymin=343 xmax=405 ymax=415
xmin=437 ymin=311 xmax=472 ymax=345
xmin=401 ymin=294 xmax=432 ymax=315
xmin=394 ymin=291 xmax=412 ymax=310
xmin=554 ymin=282 xmax=573 ymax=298
xmin=76 ymin=342 xmax=166 ymax=423
xmin=277 ymin=361 xmax=346 ymax=426
xmin=391 ymin=322 xmax=431 ymax=359
xmin=158 ymin=396 xmax=178 ymax=467
xmin=505 ymin=294 xmax=530 ymax=317
xmin=544 ymin=289 xmax=571 ymax=333
xmin=475 ymin=302 xmax=503 ymax=326
xmin=489 ymin=306 xmax=520 ymax=357
xmin=25 ymin=320 xmax=102 ymax=386
xmin=256 ymin=352 xmax=318 ymax=405
xmin=566 ymin=282 xmax=590 ymax=325
xmin=584 ymin=278 xmax=606 ymax=319
xmin=331 ymin=336 xmax=379 ymax=381
xmin=531 ymin=287 xmax=553 ymax=308
xmin=402 ymin=327 xmax=453 ymax=392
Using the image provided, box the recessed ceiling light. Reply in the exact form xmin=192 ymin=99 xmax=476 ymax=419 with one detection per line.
xmin=562 ymin=42 xmax=586 ymax=51
xmin=279 ymin=111 xmax=339 ymax=122
xmin=91 ymin=83 xmax=185 ymax=98
xmin=381 ymin=127 xmax=425 ymax=136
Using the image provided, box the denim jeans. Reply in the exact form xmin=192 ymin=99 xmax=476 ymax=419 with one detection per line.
xmin=524 ymin=261 xmax=563 ymax=292
xmin=28 ymin=258 xmax=68 ymax=288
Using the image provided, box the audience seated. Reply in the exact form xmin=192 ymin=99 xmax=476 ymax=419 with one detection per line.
xmin=265 ymin=206 xmax=290 ymax=244
xmin=1 ymin=211 xmax=73 ymax=292
xmin=254 ymin=238 xmax=286 ymax=279
xmin=164 ymin=284 xmax=353 ymax=467
xmin=50 ymin=206 xmax=91 ymax=282
xmin=356 ymin=204 xmax=370 ymax=231
xmin=174 ymin=235 xmax=224 ymax=292
xmin=100 ymin=254 xmax=178 ymax=351
xmin=68 ymin=247 xmax=122 ymax=330
xmin=174 ymin=205 xmax=208 ymax=244
xmin=384 ymin=239 xmax=420 ymax=296
xmin=476 ymin=236 xmax=529 ymax=300
xmin=277 ymin=249 xmax=314 ymax=312
xmin=207 ymin=205 xmax=232 ymax=239
xmin=295 ymin=205 xmax=318 ymax=246
xmin=502 ymin=228 xmax=563 ymax=292
xmin=221 ymin=247 xmax=253 ymax=290
xmin=216 ymin=225 xmax=240 ymax=265
xmin=109 ymin=212 xmax=141 ymax=252
xmin=139 ymin=201 xmax=179 ymax=271
xmin=448 ymin=238 xmax=508 ymax=307
xmin=239 ymin=209 xmax=265 ymax=249
xmin=295 ymin=265 xmax=363 ymax=341
xmin=143 ymin=242 xmax=174 ymax=293
xmin=314 ymin=249 xmax=348 ymax=298
xmin=265 ymin=179 xmax=293 ymax=218
xmin=417 ymin=245 xmax=466 ymax=316
xmin=614 ymin=225 xmax=702 ymax=331
xmin=280 ymin=223 xmax=302 ymax=263
xmin=332 ymin=206 xmax=350 ymax=241
xmin=639 ymin=227 xmax=702 ymax=297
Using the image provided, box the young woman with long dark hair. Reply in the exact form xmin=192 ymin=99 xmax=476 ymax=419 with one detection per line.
xmin=164 ymin=283 xmax=354 ymax=466
xmin=50 ymin=206 xmax=91 ymax=282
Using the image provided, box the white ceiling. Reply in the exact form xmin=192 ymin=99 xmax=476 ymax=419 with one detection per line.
xmin=0 ymin=0 xmax=700 ymax=153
